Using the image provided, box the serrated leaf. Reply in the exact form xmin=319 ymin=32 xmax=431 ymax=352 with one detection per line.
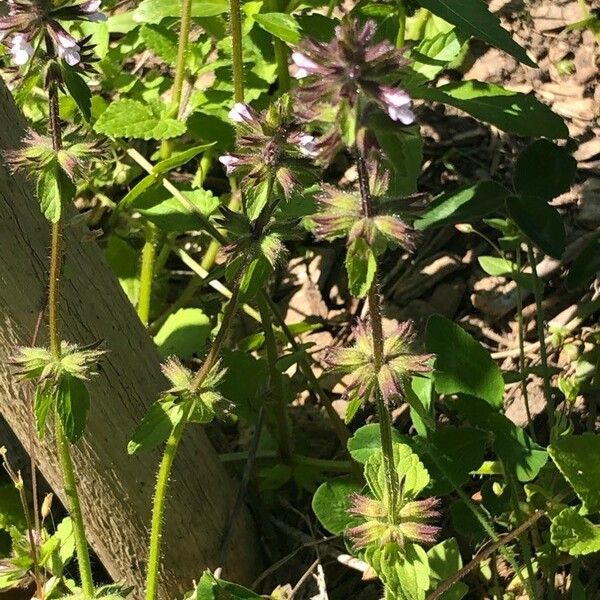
xmin=426 ymin=315 xmax=504 ymax=407
xmin=134 ymin=0 xmax=228 ymax=24
xmin=348 ymin=423 xmax=407 ymax=464
xmin=549 ymin=433 xmax=600 ymax=513
xmin=312 ymin=477 xmax=361 ymax=535
xmin=345 ymin=237 xmax=377 ymax=299
xmin=414 ymin=181 xmax=509 ymax=230
xmin=56 ymin=376 xmax=90 ymax=443
xmin=94 ymin=99 xmax=186 ymax=140
xmin=140 ymin=24 xmax=179 ymax=65
xmin=191 ymin=570 xmax=262 ymax=599
xmin=154 ymin=308 xmax=211 ymax=358
xmin=413 ymin=81 xmax=568 ymax=138
xmin=416 ymin=0 xmax=536 ymax=67
xmin=127 ymin=397 xmax=185 ymax=454
xmin=513 ymin=139 xmax=576 ymax=201
xmin=506 ymin=195 xmax=566 ymax=259
xmin=34 ymin=386 xmax=54 ymax=438
xmin=36 ymin=166 xmax=75 ymax=223
xmin=551 ymin=507 xmax=600 ymax=556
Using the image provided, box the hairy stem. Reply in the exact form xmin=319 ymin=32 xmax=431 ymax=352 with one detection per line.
xmin=229 ymin=0 xmax=244 ymax=103
xmin=526 ymin=242 xmax=554 ymax=431
xmin=258 ymin=295 xmax=292 ymax=462
xmin=170 ymin=0 xmax=193 ymax=118
xmin=396 ymin=0 xmax=407 ymax=48
xmin=48 ymin=81 xmax=94 ymax=598
xmin=137 ymin=223 xmax=159 ymax=326
xmin=356 ymin=150 xmax=400 ymax=519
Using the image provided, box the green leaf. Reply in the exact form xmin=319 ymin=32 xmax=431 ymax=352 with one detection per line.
xmin=192 ymin=570 xmax=262 ymax=599
xmin=415 ymin=426 xmax=489 ymax=495
xmin=414 ymin=181 xmax=509 ymax=230
xmin=549 ymin=433 xmax=600 ymax=513
xmin=551 ymin=507 xmax=600 ymax=556
xmin=348 ymin=423 xmax=406 ymax=464
xmin=135 ymin=187 xmax=219 ymax=232
xmin=140 ymin=24 xmax=179 ymax=65
xmin=345 ymin=237 xmax=377 ymax=299
xmin=34 ymin=386 xmax=54 ymax=438
xmin=506 ymin=195 xmax=566 ymax=259
xmin=427 ymin=538 xmax=468 ymax=600
xmin=566 ymin=233 xmax=600 ymax=290
xmin=134 ymin=0 xmax=228 ymax=24
xmin=426 ymin=315 xmax=504 ymax=407
xmin=36 ymin=166 xmax=75 ymax=223
xmin=153 ymin=143 xmax=215 ymax=175
xmin=254 ymin=13 xmax=301 ymax=44
xmin=154 ymin=308 xmax=211 ymax=358
xmin=312 ymin=477 xmax=361 ymax=535
xmin=374 ymin=127 xmax=423 ymax=195
xmin=61 ymin=68 xmax=91 ymax=121
xmin=513 ymin=139 xmax=576 ymax=202
xmin=404 ymin=29 xmax=467 ymax=88
xmin=416 ymin=0 xmax=536 ymax=67
xmin=478 ymin=256 xmax=516 ymax=276
xmin=94 ymin=99 xmax=186 ymax=140
xmin=127 ymin=397 xmax=185 ymax=454
xmin=56 ymin=376 xmax=90 ymax=443
xmin=413 ymin=81 xmax=568 ymax=138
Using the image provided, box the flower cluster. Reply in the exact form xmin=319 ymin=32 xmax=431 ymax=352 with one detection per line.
xmin=5 ymin=127 xmax=103 ymax=180
xmin=218 ymin=96 xmax=317 ymax=201
xmin=0 ymin=0 xmax=105 ymax=68
xmin=11 ymin=340 xmax=105 ymax=383
xmin=161 ymin=357 xmax=231 ymax=424
xmin=291 ymin=19 xmax=415 ymax=125
xmin=325 ymin=319 xmax=432 ymax=405
xmin=313 ymin=160 xmax=417 ymax=254
xmin=347 ymin=493 xmax=441 ymax=550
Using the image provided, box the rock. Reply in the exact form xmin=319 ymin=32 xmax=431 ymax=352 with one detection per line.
xmin=576 ymin=178 xmax=600 ymax=228
xmin=471 ymin=276 xmax=520 ymax=319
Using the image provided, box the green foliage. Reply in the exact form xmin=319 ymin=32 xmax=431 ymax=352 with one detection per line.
xmin=551 ymin=507 xmax=600 ymax=556
xmin=127 ymin=397 xmax=185 ymax=454
xmin=94 ymin=99 xmax=187 ymax=140
xmin=345 ymin=237 xmax=377 ymax=298
xmin=254 ymin=13 xmax=301 ymax=44
xmin=549 ymin=434 xmax=600 ymax=513
xmin=154 ymin=308 xmax=211 ymax=358
xmin=312 ymin=477 xmax=361 ymax=535
xmin=416 ymin=0 xmax=536 ymax=67
xmin=426 ymin=315 xmax=504 ymax=407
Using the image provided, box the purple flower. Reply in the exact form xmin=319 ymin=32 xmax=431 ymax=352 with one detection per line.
xmin=218 ymin=154 xmax=241 ymax=176
xmin=291 ymin=51 xmax=322 ymax=79
xmin=379 ymin=86 xmax=415 ymax=125
xmin=298 ymin=134 xmax=318 ymax=157
xmin=324 ymin=319 xmax=432 ymax=405
xmin=9 ymin=34 xmax=33 ymax=66
xmin=228 ymin=102 xmax=257 ymax=124
xmin=80 ymin=0 xmax=107 ymax=22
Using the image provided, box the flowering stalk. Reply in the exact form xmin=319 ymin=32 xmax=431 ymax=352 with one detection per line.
xmin=144 ymin=173 xmax=278 ymax=599
xmin=229 ymin=0 xmax=244 ymax=103
xmin=137 ymin=0 xmax=193 ymax=325
xmin=47 ymin=66 xmax=95 ymax=600
xmin=355 ymin=150 xmax=401 ymax=520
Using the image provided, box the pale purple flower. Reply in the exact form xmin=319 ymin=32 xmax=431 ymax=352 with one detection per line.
xmin=10 ymin=34 xmax=33 ymax=66
xmin=58 ymin=43 xmax=81 ymax=66
xmin=290 ymin=51 xmax=321 ymax=79
xmin=81 ymin=0 xmax=107 ymax=22
xmin=218 ymin=154 xmax=240 ymax=176
xmin=298 ymin=134 xmax=318 ymax=157
xmin=380 ymin=86 xmax=415 ymax=125
xmin=228 ymin=102 xmax=255 ymax=124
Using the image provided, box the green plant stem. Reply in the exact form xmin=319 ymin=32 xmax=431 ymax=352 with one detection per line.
xmin=356 ymin=150 xmax=400 ymax=520
xmin=170 ymin=0 xmax=193 ymax=118
xmin=268 ymin=0 xmax=290 ymax=93
xmin=145 ymin=178 xmax=276 ymax=599
xmin=55 ymin=423 xmax=95 ymax=598
xmin=229 ymin=0 xmax=245 ymax=103
xmin=48 ymin=81 xmax=94 ymax=599
xmin=144 ymin=279 xmax=243 ymax=600
xmin=526 ymin=242 xmax=555 ymax=431
xmin=514 ymin=250 xmax=535 ymax=441
xmin=396 ymin=1 xmax=407 ymax=48
xmin=138 ymin=222 xmax=159 ymax=326
xmin=258 ymin=295 xmax=293 ymax=462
